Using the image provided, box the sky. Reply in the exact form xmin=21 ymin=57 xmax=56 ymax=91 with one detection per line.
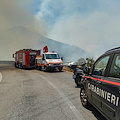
xmin=1 ymin=0 xmax=120 ymax=59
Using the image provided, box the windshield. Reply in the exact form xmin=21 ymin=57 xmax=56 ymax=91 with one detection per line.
xmin=45 ymin=54 xmax=60 ymax=59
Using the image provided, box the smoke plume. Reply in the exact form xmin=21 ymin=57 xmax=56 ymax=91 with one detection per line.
xmin=0 ymin=0 xmax=47 ymax=60
xmin=36 ymin=0 xmax=120 ymax=59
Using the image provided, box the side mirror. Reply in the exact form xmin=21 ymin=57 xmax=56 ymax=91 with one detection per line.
xmin=61 ymin=57 xmax=63 ymax=60
xmin=42 ymin=58 xmax=45 ymax=60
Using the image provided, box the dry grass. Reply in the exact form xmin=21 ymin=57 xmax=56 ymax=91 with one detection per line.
xmin=63 ymin=66 xmax=73 ymax=72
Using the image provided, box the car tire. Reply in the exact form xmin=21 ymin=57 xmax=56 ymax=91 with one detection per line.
xmin=80 ymin=86 xmax=89 ymax=108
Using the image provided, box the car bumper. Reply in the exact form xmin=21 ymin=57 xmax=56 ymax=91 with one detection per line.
xmin=47 ymin=65 xmax=63 ymax=70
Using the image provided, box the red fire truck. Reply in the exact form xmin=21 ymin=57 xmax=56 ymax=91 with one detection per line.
xmin=13 ymin=49 xmax=41 ymax=69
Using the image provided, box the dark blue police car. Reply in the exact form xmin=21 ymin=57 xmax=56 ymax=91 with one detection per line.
xmin=80 ymin=47 xmax=120 ymax=120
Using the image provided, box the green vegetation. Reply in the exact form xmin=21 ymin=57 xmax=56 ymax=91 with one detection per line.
xmin=86 ymin=58 xmax=95 ymax=68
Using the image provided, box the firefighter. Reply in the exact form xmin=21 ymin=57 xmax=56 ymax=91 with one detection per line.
xmin=43 ymin=45 xmax=48 ymax=53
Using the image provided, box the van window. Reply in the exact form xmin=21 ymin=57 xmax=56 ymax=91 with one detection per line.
xmin=45 ymin=54 xmax=60 ymax=59
xmin=93 ymin=56 xmax=110 ymax=76
xmin=109 ymin=53 xmax=120 ymax=78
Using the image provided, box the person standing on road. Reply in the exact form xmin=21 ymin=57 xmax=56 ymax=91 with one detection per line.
xmin=43 ymin=45 xmax=48 ymax=53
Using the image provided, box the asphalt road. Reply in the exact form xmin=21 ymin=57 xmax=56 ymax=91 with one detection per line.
xmin=0 ymin=64 xmax=107 ymax=120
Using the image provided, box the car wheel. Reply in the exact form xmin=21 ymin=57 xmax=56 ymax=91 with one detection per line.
xmin=80 ymin=86 xmax=89 ymax=107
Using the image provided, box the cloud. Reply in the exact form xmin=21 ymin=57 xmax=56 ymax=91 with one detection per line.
xmin=36 ymin=0 xmax=120 ymax=59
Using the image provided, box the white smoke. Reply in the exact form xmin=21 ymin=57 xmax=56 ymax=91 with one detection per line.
xmin=36 ymin=0 xmax=120 ymax=59
xmin=0 ymin=0 xmax=47 ymax=60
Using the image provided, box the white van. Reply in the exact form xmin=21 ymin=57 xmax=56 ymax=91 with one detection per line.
xmin=36 ymin=52 xmax=63 ymax=71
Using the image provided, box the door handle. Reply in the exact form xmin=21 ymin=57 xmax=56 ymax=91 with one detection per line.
xmin=96 ymin=80 xmax=102 ymax=84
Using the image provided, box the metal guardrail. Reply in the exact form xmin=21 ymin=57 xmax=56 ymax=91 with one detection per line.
xmin=0 ymin=61 xmax=14 ymax=64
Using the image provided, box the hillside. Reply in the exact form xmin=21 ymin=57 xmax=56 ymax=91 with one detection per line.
xmin=0 ymin=26 xmax=89 ymax=62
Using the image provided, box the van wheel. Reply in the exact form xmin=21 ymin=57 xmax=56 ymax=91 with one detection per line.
xmin=59 ymin=68 xmax=62 ymax=72
xmin=80 ymin=87 xmax=89 ymax=107
xmin=44 ymin=66 xmax=48 ymax=71
xmin=37 ymin=66 xmax=41 ymax=70
xmin=39 ymin=66 xmax=42 ymax=70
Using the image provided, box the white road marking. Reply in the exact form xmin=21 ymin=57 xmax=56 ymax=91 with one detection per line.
xmin=0 ymin=72 xmax=2 ymax=83
xmin=40 ymin=75 xmax=85 ymax=120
